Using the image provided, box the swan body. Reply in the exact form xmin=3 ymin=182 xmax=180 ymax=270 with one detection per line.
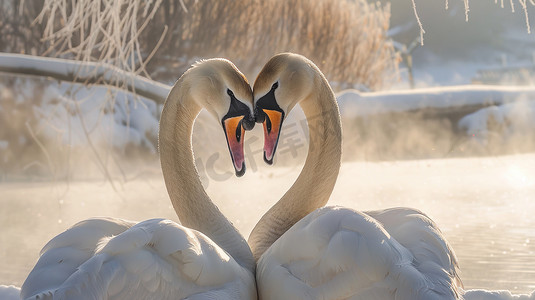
xmin=257 ymin=206 xmax=459 ymax=300
xmin=250 ymin=53 xmax=461 ymax=299
xmin=22 ymin=218 xmax=253 ymax=299
xmin=21 ymin=59 xmax=257 ymax=300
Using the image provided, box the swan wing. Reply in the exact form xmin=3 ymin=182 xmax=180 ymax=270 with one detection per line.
xmin=257 ymin=206 xmax=459 ymax=300
xmin=22 ymin=218 xmax=254 ymax=300
xmin=21 ymin=217 xmax=134 ymax=299
xmin=365 ymin=207 xmax=462 ymax=290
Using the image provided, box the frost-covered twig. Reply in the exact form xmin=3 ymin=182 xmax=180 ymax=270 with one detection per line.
xmin=32 ymin=0 xmax=179 ymax=96
xmin=34 ymin=0 xmax=175 ymax=74
xmin=411 ymin=0 xmax=425 ymax=45
xmin=464 ymin=0 xmax=470 ymax=21
xmin=415 ymin=0 xmax=533 ymax=44
xmin=519 ymin=0 xmax=532 ymax=33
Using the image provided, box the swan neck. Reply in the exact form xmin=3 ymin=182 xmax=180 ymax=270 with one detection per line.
xmin=249 ymin=73 xmax=342 ymax=261
xmin=159 ymin=82 xmax=254 ymax=271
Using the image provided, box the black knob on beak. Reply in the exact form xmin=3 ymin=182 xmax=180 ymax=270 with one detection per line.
xmin=254 ymin=107 xmax=266 ymax=123
xmin=242 ymin=114 xmax=255 ymax=131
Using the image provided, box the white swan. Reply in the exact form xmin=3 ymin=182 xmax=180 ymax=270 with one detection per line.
xmin=20 ymin=59 xmax=257 ymax=300
xmin=248 ymin=53 xmax=462 ymax=299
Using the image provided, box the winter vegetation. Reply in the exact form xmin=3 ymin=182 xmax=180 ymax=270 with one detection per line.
xmin=0 ymin=0 xmax=396 ymax=180
xmin=18 ymin=0 xmax=397 ymax=90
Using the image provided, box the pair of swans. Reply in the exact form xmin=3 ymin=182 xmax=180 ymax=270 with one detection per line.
xmin=20 ymin=54 xmax=461 ymax=299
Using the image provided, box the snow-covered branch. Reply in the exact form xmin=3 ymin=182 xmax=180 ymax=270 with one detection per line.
xmin=337 ymin=85 xmax=535 ymax=117
xmin=0 ymin=53 xmax=171 ymax=104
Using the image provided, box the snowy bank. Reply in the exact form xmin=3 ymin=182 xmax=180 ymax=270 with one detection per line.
xmin=464 ymin=289 xmax=535 ymax=300
xmin=2 ymin=54 xmax=535 ymax=173
xmin=337 ymin=85 xmax=535 ymax=117
xmin=336 ymin=85 xmax=535 ymax=159
xmin=0 ymin=285 xmax=20 ymax=300
xmin=0 ymin=77 xmax=164 ymax=179
xmin=0 ymin=78 xmax=160 ymax=152
xmin=459 ymin=101 xmax=535 ymax=143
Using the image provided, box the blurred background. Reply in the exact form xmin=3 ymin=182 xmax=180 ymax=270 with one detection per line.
xmin=0 ymin=0 xmax=534 ymax=294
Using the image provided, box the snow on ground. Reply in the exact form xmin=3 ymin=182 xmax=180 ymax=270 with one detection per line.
xmin=0 ymin=77 xmax=162 ymax=171
xmin=34 ymin=82 xmax=161 ymax=152
xmin=464 ymin=290 xmax=535 ymax=300
xmin=335 ymin=86 xmax=535 ymax=160
xmin=0 ymin=285 xmax=20 ymax=300
xmin=337 ymin=85 xmax=535 ymax=117
xmin=459 ymin=101 xmax=535 ymax=144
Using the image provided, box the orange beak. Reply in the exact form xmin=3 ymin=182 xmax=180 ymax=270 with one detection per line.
xmin=261 ymin=109 xmax=283 ymax=164
xmin=223 ymin=116 xmax=246 ymax=176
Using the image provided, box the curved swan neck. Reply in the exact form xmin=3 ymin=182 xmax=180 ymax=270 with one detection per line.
xmin=249 ymin=71 xmax=342 ymax=261
xmin=159 ymin=80 xmax=254 ymax=272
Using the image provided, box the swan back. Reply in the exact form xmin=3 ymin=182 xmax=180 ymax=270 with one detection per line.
xmin=257 ymin=207 xmax=460 ymax=300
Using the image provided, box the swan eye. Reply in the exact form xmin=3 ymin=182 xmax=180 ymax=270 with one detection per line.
xmin=271 ymin=82 xmax=279 ymax=90
xmin=227 ymin=89 xmax=234 ymax=97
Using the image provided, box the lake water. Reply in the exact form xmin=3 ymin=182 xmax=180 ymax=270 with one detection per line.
xmin=1 ymin=154 xmax=534 ymax=293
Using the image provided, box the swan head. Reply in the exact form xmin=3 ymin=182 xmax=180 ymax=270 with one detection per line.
xmin=252 ymin=53 xmax=315 ymax=164
xmin=185 ymin=58 xmax=255 ymax=176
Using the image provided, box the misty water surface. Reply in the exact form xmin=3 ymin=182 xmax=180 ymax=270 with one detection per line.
xmin=1 ymin=154 xmax=534 ymax=293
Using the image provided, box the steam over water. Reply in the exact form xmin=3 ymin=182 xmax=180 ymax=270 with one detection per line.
xmin=1 ymin=154 xmax=535 ymax=293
